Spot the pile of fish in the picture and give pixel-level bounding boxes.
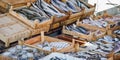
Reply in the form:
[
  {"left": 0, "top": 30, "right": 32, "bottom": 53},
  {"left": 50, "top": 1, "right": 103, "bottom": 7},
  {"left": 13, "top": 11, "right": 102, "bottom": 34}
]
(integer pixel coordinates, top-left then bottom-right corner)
[
  {"left": 51, "top": 0, "right": 79, "bottom": 13},
  {"left": 65, "top": 24, "right": 89, "bottom": 34},
  {"left": 13, "top": 0, "right": 90, "bottom": 23},
  {"left": 65, "top": 51, "right": 107, "bottom": 60},
  {"left": 2, "top": 45, "right": 47, "bottom": 60},
  {"left": 104, "top": 14, "right": 120, "bottom": 23},
  {"left": 32, "top": 0, "right": 89, "bottom": 17},
  {"left": 34, "top": 0, "right": 65, "bottom": 17},
  {"left": 40, "top": 52, "right": 81, "bottom": 60},
  {"left": 114, "top": 30, "right": 120, "bottom": 35},
  {"left": 14, "top": 7, "right": 49, "bottom": 22},
  {"left": 81, "top": 17, "right": 108, "bottom": 28},
  {"left": 98, "top": 35, "right": 119, "bottom": 43},
  {"left": 50, "top": 56, "right": 66, "bottom": 60},
  {"left": 112, "top": 41, "right": 120, "bottom": 53},
  {"left": 37, "top": 41, "right": 70, "bottom": 51},
  {"left": 65, "top": 24, "right": 103, "bottom": 36},
  {"left": 64, "top": 35, "right": 120, "bottom": 60},
  {"left": 81, "top": 16, "right": 120, "bottom": 28}
]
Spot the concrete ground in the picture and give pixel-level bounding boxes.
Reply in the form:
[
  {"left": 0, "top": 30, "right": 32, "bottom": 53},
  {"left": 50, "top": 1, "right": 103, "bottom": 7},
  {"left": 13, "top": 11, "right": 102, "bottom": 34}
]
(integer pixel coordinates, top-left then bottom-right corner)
[{"left": 88, "top": 0, "right": 120, "bottom": 14}]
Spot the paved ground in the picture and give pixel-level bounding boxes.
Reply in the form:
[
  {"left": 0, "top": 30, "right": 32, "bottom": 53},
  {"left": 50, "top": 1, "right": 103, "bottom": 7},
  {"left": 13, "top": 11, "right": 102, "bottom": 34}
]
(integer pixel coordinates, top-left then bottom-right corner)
[{"left": 88, "top": 0, "right": 120, "bottom": 13}]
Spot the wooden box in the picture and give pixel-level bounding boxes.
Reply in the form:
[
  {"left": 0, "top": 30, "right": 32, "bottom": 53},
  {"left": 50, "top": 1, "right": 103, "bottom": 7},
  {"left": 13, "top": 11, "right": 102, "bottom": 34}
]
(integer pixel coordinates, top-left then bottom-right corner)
[
  {"left": 107, "top": 26, "right": 120, "bottom": 37},
  {"left": 0, "top": 55, "right": 16, "bottom": 60},
  {"left": 24, "top": 32, "right": 75, "bottom": 53},
  {"left": 76, "top": 20, "right": 107, "bottom": 39},
  {"left": 62, "top": 26, "right": 96, "bottom": 41},
  {"left": 9, "top": 6, "right": 53, "bottom": 30},
  {"left": 0, "top": 0, "right": 36, "bottom": 13},
  {"left": 62, "top": 23, "right": 106, "bottom": 41},
  {"left": 80, "top": 0, "right": 96, "bottom": 19},
  {"left": 0, "top": 14, "right": 31, "bottom": 47}
]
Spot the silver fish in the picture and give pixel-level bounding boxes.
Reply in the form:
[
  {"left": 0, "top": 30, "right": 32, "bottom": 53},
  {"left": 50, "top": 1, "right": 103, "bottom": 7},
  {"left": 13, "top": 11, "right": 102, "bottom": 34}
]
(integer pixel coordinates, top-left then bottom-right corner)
[
  {"left": 113, "top": 41, "right": 120, "bottom": 53},
  {"left": 51, "top": 0, "right": 69, "bottom": 12},
  {"left": 66, "top": 1, "right": 78, "bottom": 13},
  {"left": 2, "top": 45, "right": 47, "bottom": 60},
  {"left": 31, "top": 3, "right": 49, "bottom": 18},
  {"left": 37, "top": 0, "right": 65, "bottom": 17}
]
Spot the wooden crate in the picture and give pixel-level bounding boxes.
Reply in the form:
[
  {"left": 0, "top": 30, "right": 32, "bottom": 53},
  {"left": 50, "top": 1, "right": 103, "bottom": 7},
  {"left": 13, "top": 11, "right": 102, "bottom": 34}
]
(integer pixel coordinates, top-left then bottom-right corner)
[
  {"left": 50, "top": 17, "right": 80, "bottom": 30},
  {"left": 0, "top": 14, "right": 31, "bottom": 47},
  {"left": 69, "top": 10, "right": 84, "bottom": 19},
  {"left": 80, "top": 0, "right": 96, "bottom": 19},
  {"left": 62, "top": 26, "right": 95, "bottom": 41},
  {"left": 62, "top": 22, "right": 106, "bottom": 41},
  {"left": 113, "top": 53, "right": 120, "bottom": 60},
  {"left": 76, "top": 20, "right": 107, "bottom": 39},
  {"left": 24, "top": 31, "right": 76, "bottom": 53},
  {"left": 107, "top": 26, "right": 120, "bottom": 37},
  {"left": 9, "top": 6, "right": 53, "bottom": 30},
  {"left": 52, "top": 15, "right": 69, "bottom": 24},
  {"left": 0, "top": 0, "right": 36, "bottom": 12},
  {"left": 0, "top": 55, "right": 16, "bottom": 60}
]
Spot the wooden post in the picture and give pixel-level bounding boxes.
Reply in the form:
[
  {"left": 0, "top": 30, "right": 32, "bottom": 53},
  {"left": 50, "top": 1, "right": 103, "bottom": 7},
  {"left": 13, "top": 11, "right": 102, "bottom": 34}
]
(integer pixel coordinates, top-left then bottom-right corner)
[
  {"left": 34, "top": 19, "right": 39, "bottom": 29},
  {"left": 75, "top": 43, "right": 80, "bottom": 52},
  {"left": 44, "top": 0, "right": 51, "bottom": 4},
  {"left": 90, "top": 32, "right": 97, "bottom": 41},
  {"left": 9, "top": 6, "right": 13, "bottom": 12},
  {"left": 107, "top": 51, "right": 114, "bottom": 60},
  {"left": 51, "top": 47, "right": 57, "bottom": 52},
  {"left": 61, "top": 0, "right": 66, "bottom": 2},
  {"left": 27, "top": 2, "right": 31, "bottom": 7},
  {"left": 18, "top": 38, "right": 24, "bottom": 45},
  {"left": 76, "top": 19, "right": 80, "bottom": 25},
  {"left": 72, "top": 39, "right": 75, "bottom": 46},
  {"left": 5, "top": 39, "right": 9, "bottom": 47},
  {"left": 41, "top": 31, "right": 45, "bottom": 43}
]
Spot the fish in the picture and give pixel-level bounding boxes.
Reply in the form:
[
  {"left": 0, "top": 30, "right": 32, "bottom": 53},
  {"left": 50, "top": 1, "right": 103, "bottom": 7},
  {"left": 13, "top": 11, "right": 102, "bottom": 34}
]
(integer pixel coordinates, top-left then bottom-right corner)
[
  {"left": 77, "top": 26, "right": 88, "bottom": 34},
  {"left": 76, "top": 0, "right": 82, "bottom": 8},
  {"left": 50, "top": 56, "right": 67, "bottom": 60},
  {"left": 15, "top": 7, "right": 50, "bottom": 22},
  {"left": 51, "top": 0, "right": 69, "bottom": 12},
  {"left": 2, "top": 45, "right": 47, "bottom": 60},
  {"left": 37, "top": 41, "right": 70, "bottom": 51},
  {"left": 66, "top": 24, "right": 89, "bottom": 34},
  {"left": 114, "top": 30, "right": 120, "bottom": 35},
  {"left": 31, "top": 3, "right": 48, "bottom": 17},
  {"left": 113, "top": 41, "right": 120, "bottom": 53},
  {"left": 66, "top": 1, "right": 78, "bottom": 11},
  {"left": 69, "top": 0, "right": 77, "bottom": 5},
  {"left": 21, "top": 8, "right": 42, "bottom": 17},
  {"left": 36, "top": 0, "right": 65, "bottom": 17}
]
